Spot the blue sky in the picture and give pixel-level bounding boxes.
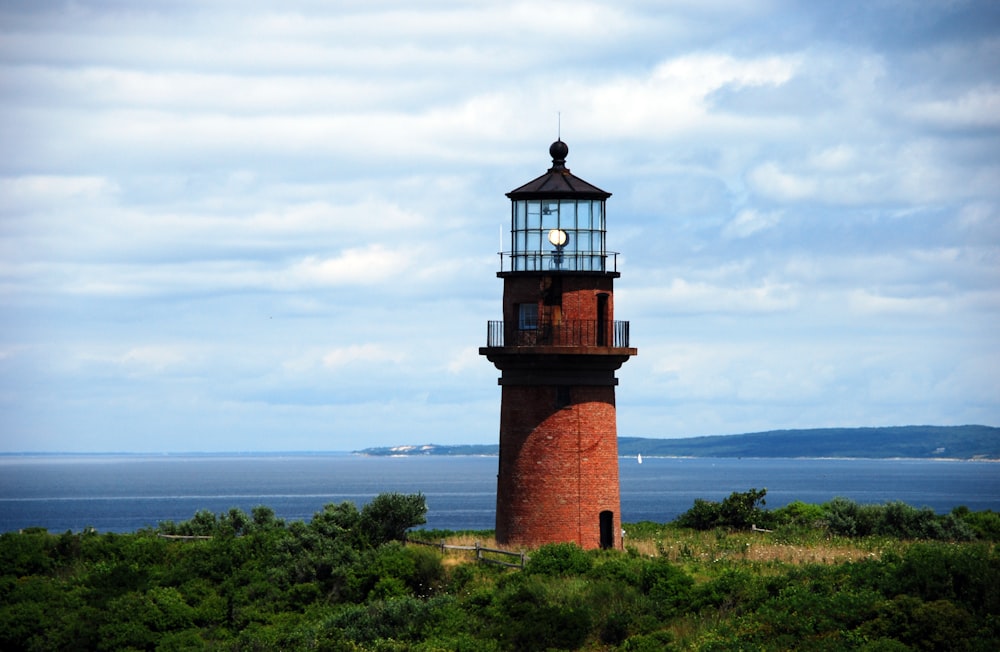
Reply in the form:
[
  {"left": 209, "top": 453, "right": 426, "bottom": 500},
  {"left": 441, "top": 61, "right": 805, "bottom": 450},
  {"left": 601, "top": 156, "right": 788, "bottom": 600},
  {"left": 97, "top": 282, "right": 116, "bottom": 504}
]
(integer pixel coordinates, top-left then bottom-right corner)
[{"left": 1, "top": 1, "right": 998, "bottom": 452}]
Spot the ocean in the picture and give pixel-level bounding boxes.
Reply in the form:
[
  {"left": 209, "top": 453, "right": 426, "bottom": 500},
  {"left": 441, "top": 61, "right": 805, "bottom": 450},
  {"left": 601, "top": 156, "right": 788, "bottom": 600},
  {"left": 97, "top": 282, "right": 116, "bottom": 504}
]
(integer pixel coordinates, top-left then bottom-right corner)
[{"left": 1, "top": 454, "right": 997, "bottom": 534}]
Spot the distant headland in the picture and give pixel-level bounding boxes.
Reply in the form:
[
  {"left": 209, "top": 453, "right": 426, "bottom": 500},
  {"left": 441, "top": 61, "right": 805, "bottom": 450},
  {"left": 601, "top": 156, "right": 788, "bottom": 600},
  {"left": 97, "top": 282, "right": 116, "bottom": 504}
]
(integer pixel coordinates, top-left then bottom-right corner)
[{"left": 355, "top": 425, "right": 1000, "bottom": 460}]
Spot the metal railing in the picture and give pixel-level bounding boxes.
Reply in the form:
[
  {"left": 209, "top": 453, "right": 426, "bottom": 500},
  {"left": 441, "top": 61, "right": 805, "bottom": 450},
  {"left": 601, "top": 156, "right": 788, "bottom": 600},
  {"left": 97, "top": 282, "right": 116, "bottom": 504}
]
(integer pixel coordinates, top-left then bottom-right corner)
[
  {"left": 498, "top": 250, "right": 619, "bottom": 273},
  {"left": 486, "top": 320, "right": 630, "bottom": 348}
]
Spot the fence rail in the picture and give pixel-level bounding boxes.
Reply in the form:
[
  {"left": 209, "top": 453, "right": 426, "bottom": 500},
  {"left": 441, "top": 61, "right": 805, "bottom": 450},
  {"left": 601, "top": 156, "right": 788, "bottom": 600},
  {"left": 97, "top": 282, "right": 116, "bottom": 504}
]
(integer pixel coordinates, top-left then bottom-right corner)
[
  {"left": 404, "top": 537, "right": 528, "bottom": 569},
  {"left": 486, "top": 319, "right": 630, "bottom": 348},
  {"left": 498, "top": 250, "right": 619, "bottom": 274}
]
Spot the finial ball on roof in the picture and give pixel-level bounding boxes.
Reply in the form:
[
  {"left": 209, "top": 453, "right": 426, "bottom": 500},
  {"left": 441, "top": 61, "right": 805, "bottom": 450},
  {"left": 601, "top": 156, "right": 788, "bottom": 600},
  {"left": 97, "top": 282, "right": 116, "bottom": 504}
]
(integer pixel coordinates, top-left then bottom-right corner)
[{"left": 549, "top": 140, "right": 569, "bottom": 161}]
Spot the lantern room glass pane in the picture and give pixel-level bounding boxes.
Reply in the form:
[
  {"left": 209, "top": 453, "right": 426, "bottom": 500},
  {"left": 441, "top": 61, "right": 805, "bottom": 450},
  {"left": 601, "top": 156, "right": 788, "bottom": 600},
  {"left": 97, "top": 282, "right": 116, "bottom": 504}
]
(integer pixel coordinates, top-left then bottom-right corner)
[{"left": 509, "top": 199, "right": 606, "bottom": 271}]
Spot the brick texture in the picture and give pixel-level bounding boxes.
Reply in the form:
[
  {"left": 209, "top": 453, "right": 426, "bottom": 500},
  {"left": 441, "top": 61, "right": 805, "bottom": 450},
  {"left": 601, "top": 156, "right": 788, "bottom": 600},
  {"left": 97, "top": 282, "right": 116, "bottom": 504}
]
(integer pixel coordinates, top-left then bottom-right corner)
[
  {"left": 484, "top": 270, "right": 633, "bottom": 550},
  {"left": 495, "top": 384, "right": 622, "bottom": 549}
]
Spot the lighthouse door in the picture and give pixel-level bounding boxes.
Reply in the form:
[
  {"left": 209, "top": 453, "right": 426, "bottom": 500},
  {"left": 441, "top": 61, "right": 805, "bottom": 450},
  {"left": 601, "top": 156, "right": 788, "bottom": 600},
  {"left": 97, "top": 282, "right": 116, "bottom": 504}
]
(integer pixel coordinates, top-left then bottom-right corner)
[
  {"left": 599, "top": 510, "right": 614, "bottom": 549},
  {"left": 596, "top": 293, "right": 609, "bottom": 346}
]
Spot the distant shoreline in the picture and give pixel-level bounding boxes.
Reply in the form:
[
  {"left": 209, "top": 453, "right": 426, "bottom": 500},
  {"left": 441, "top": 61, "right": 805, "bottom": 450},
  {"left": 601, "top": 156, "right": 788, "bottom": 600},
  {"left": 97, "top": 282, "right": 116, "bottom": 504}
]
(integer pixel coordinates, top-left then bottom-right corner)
[
  {"left": 1, "top": 453, "right": 997, "bottom": 462},
  {"left": 3, "top": 425, "right": 998, "bottom": 460},
  {"left": 355, "top": 425, "right": 1000, "bottom": 461}
]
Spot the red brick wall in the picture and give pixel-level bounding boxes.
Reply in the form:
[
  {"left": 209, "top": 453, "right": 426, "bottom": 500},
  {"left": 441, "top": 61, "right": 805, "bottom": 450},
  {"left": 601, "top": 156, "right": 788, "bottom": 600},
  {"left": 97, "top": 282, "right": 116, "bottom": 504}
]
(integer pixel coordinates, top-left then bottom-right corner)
[
  {"left": 496, "top": 384, "right": 622, "bottom": 549},
  {"left": 501, "top": 274, "right": 615, "bottom": 325}
]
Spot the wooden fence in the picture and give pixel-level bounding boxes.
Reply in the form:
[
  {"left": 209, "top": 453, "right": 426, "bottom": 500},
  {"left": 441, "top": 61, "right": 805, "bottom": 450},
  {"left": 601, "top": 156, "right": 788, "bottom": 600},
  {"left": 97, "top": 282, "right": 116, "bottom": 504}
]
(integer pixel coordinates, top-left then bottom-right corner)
[
  {"left": 156, "top": 532, "right": 529, "bottom": 569},
  {"left": 404, "top": 537, "right": 528, "bottom": 569}
]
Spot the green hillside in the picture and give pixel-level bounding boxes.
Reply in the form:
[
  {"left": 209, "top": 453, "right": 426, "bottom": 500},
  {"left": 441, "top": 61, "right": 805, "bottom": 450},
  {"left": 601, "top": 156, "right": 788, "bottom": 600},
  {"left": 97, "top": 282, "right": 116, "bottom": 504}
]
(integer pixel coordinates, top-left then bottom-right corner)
[
  {"left": 356, "top": 425, "right": 1000, "bottom": 459},
  {"left": 619, "top": 425, "right": 1000, "bottom": 459}
]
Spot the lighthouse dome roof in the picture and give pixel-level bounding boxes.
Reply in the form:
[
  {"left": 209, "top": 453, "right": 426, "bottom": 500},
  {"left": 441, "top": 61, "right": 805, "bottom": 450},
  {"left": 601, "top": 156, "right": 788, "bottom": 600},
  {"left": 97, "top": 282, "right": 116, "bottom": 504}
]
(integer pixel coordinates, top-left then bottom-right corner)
[{"left": 506, "top": 140, "right": 611, "bottom": 200}]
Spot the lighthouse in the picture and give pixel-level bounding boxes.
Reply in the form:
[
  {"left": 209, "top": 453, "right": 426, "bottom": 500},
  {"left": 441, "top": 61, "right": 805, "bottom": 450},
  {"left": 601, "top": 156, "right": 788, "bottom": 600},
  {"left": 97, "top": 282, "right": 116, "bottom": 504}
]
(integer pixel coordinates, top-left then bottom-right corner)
[{"left": 480, "top": 140, "right": 636, "bottom": 550}]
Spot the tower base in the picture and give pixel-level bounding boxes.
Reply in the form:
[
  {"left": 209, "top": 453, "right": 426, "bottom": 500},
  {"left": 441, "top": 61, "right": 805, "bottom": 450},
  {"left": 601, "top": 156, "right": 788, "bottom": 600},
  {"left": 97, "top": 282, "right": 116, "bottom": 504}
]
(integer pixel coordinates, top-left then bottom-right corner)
[{"left": 495, "top": 383, "right": 622, "bottom": 550}]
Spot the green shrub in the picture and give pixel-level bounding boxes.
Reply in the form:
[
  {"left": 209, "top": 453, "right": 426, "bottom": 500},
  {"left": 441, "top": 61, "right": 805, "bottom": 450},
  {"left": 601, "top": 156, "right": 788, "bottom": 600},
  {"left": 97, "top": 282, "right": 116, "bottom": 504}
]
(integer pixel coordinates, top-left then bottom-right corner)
[
  {"left": 525, "top": 542, "right": 593, "bottom": 576},
  {"left": 310, "top": 501, "right": 362, "bottom": 541},
  {"left": 882, "top": 542, "right": 1000, "bottom": 616},
  {"left": 953, "top": 506, "right": 1000, "bottom": 541},
  {"left": 360, "top": 493, "right": 428, "bottom": 545},
  {"left": 493, "top": 576, "right": 593, "bottom": 651},
  {"left": 622, "top": 630, "right": 675, "bottom": 651},
  {"left": 772, "top": 500, "right": 825, "bottom": 528},
  {"left": 859, "top": 595, "right": 983, "bottom": 651},
  {"left": 693, "top": 568, "right": 778, "bottom": 615},
  {"left": 640, "top": 559, "right": 694, "bottom": 619},
  {"left": 587, "top": 554, "right": 644, "bottom": 586},
  {"left": 407, "top": 545, "right": 446, "bottom": 597},
  {"left": 675, "top": 488, "right": 771, "bottom": 531},
  {"left": 825, "top": 497, "right": 877, "bottom": 536},
  {"left": 323, "top": 595, "right": 456, "bottom": 645},
  {"left": 823, "top": 499, "right": 978, "bottom": 541}
]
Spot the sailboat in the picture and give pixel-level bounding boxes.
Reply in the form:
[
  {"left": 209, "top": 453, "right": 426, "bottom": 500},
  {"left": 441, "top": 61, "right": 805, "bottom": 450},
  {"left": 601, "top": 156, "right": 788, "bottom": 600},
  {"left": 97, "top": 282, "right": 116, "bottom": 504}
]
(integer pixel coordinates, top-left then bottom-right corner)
[{"left": 637, "top": 453, "right": 643, "bottom": 464}]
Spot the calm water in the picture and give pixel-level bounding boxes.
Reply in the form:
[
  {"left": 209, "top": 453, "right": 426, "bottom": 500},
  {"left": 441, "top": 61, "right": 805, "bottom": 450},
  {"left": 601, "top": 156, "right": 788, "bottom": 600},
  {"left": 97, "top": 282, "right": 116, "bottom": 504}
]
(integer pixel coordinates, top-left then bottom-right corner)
[{"left": 1, "top": 454, "right": 997, "bottom": 533}]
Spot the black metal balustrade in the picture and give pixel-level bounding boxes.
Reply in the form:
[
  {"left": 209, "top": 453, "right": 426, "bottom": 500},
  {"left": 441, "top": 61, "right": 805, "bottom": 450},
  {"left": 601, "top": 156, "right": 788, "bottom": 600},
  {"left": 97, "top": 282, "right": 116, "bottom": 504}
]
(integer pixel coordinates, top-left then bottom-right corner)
[
  {"left": 486, "top": 320, "right": 630, "bottom": 348},
  {"left": 498, "top": 251, "right": 620, "bottom": 273}
]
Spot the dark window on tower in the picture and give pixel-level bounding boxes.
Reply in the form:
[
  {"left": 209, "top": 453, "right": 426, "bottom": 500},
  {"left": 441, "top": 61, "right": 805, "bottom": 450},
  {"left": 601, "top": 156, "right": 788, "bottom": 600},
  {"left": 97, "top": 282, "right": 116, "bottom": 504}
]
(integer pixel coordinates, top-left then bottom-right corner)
[
  {"left": 556, "top": 386, "right": 571, "bottom": 409},
  {"left": 518, "top": 303, "right": 538, "bottom": 330}
]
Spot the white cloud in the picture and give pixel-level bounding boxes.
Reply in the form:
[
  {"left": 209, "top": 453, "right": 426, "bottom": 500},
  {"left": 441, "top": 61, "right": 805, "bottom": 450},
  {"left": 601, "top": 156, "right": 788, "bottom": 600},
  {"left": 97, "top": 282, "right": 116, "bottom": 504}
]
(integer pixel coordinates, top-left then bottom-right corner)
[
  {"left": 907, "top": 85, "right": 1000, "bottom": 128},
  {"left": 722, "top": 208, "right": 783, "bottom": 239},
  {"left": 808, "top": 145, "right": 855, "bottom": 170},
  {"left": 321, "top": 344, "right": 404, "bottom": 369},
  {"left": 747, "top": 162, "right": 818, "bottom": 201},
  {"left": 446, "top": 346, "right": 481, "bottom": 374},
  {"left": 848, "top": 289, "right": 954, "bottom": 316},
  {"left": 285, "top": 246, "right": 409, "bottom": 287},
  {"left": 0, "top": 175, "right": 118, "bottom": 205},
  {"left": 629, "top": 277, "right": 799, "bottom": 315},
  {"left": 567, "top": 53, "right": 800, "bottom": 137},
  {"left": 2, "top": 0, "right": 999, "bottom": 451}
]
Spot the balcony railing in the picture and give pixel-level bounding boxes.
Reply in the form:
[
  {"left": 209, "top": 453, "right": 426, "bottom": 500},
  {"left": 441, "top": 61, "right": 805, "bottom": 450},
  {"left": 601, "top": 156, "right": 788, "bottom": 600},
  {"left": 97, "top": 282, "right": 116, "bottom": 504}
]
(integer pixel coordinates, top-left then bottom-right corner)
[
  {"left": 486, "top": 320, "right": 631, "bottom": 348},
  {"left": 498, "top": 250, "right": 620, "bottom": 273}
]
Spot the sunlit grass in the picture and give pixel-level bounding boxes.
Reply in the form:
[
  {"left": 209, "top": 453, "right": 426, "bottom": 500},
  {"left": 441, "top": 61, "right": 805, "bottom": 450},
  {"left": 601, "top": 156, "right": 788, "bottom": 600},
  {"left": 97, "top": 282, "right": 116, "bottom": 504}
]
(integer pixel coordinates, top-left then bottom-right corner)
[
  {"left": 412, "top": 523, "right": 914, "bottom": 571},
  {"left": 624, "top": 527, "right": 903, "bottom": 568}
]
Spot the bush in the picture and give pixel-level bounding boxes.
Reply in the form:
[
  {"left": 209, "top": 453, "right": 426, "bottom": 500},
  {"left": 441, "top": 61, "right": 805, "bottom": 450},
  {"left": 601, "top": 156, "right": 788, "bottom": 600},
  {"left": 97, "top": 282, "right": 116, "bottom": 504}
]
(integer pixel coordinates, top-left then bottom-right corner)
[
  {"left": 310, "top": 501, "right": 361, "bottom": 541},
  {"left": 360, "top": 493, "right": 428, "bottom": 545},
  {"left": 824, "top": 497, "right": 879, "bottom": 537},
  {"left": 882, "top": 542, "right": 1000, "bottom": 616},
  {"left": 493, "top": 576, "right": 594, "bottom": 651},
  {"left": 359, "top": 542, "right": 444, "bottom": 599},
  {"left": 675, "top": 488, "right": 771, "bottom": 531},
  {"left": 859, "top": 595, "right": 980, "bottom": 651},
  {"left": 622, "top": 630, "right": 675, "bottom": 651},
  {"left": 693, "top": 568, "right": 777, "bottom": 615},
  {"left": 953, "top": 506, "right": 1000, "bottom": 541},
  {"left": 321, "top": 594, "right": 456, "bottom": 645},
  {"left": 525, "top": 542, "right": 593, "bottom": 576},
  {"left": 587, "top": 555, "right": 644, "bottom": 587},
  {"left": 824, "top": 498, "right": 977, "bottom": 540},
  {"left": 772, "top": 500, "right": 825, "bottom": 528},
  {"left": 639, "top": 559, "right": 694, "bottom": 621}
]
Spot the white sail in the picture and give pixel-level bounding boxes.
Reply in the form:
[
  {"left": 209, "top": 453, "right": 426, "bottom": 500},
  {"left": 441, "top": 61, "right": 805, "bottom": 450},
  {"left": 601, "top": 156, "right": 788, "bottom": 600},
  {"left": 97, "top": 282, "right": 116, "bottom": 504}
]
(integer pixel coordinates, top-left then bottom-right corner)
[{"left": 637, "top": 453, "right": 643, "bottom": 464}]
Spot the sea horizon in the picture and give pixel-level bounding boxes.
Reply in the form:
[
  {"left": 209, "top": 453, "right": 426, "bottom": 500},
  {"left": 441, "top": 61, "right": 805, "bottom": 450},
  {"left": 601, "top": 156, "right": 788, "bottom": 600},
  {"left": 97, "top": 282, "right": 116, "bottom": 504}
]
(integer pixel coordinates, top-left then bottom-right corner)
[
  {"left": 3, "top": 454, "right": 998, "bottom": 534},
  {"left": 2, "top": 451, "right": 999, "bottom": 462}
]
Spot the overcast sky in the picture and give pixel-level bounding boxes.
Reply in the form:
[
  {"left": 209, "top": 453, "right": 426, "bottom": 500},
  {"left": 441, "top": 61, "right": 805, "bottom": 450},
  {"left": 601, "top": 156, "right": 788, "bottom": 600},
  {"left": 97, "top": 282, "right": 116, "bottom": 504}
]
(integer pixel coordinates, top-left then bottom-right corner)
[{"left": 2, "top": 1, "right": 998, "bottom": 453}]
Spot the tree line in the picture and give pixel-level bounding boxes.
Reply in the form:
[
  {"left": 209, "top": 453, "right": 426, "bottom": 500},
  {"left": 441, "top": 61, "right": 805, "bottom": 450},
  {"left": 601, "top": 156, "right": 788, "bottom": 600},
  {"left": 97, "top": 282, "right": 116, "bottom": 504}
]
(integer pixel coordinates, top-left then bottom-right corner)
[{"left": 1, "top": 490, "right": 998, "bottom": 650}]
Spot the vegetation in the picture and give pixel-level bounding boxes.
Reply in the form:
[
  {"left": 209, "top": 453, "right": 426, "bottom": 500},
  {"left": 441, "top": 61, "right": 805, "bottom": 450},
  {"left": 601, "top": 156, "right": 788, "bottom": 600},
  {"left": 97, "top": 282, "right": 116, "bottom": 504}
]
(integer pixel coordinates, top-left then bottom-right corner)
[
  {"left": 619, "top": 425, "right": 1000, "bottom": 459},
  {"left": 2, "top": 490, "right": 998, "bottom": 650}
]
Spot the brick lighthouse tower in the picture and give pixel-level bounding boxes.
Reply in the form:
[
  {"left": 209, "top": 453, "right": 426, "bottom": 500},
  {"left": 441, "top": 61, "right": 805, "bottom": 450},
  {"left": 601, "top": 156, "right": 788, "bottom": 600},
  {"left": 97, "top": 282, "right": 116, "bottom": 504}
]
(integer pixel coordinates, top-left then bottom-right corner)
[{"left": 480, "top": 140, "right": 636, "bottom": 550}]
